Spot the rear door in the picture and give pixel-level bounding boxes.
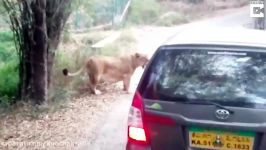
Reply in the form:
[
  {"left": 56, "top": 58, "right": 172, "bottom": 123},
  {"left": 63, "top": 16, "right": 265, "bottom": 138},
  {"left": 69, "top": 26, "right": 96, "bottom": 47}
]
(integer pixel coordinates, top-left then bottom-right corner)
[{"left": 138, "top": 45, "right": 266, "bottom": 150}]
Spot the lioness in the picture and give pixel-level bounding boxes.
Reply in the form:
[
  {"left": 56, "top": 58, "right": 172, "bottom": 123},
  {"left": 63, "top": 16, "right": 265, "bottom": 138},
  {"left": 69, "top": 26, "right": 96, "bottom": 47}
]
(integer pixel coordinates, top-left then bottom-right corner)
[{"left": 62, "top": 52, "right": 149, "bottom": 95}]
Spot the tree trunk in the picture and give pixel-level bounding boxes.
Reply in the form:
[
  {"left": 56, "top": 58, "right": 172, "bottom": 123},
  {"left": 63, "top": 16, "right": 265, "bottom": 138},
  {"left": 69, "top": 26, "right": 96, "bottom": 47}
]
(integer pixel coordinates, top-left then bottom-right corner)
[
  {"left": 46, "top": 0, "right": 72, "bottom": 87},
  {"left": 4, "top": 0, "right": 72, "bottom": 105},
  {"left": 31, "top": 0, "right": 48, "bottom": 104},
  {"left": 20, "top": 2, "right": 35, "bottom": 100}
]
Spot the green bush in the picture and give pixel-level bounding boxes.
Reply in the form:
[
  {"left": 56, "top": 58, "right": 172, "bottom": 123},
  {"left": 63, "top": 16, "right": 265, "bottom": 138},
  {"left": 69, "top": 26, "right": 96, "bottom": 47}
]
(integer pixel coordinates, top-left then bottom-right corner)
[
  {"left": 0, "top": 31, "right": 19, "bottom": 105},
  {"left": 0, "top": 31, "right": 13, "bottom": 42},
  {"left": 128, "top": 0, "right": 161, "bottom": 24},
  {"left": 0, "top": 32, "right": 16, "bottom": 62},
  {"left": 0, "top": 60, "right": 18, "bottom": 105}
]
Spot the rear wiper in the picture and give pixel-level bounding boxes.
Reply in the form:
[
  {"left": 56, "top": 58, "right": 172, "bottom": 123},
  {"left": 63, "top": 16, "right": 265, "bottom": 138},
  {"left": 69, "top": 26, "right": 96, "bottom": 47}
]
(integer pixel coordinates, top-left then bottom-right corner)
[
  {"left": 157, "top": 92, "right": 235, "bottom": 114},
  {"left": 184, "top": 100, "right": 234, "bottom": 114}
]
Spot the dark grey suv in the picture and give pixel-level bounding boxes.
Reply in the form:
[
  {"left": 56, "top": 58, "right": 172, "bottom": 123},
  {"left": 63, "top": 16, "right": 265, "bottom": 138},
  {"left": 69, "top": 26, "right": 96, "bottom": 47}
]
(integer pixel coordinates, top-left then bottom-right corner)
[{"left": 126, "top": 28, "right": 266, "bottom": 150}]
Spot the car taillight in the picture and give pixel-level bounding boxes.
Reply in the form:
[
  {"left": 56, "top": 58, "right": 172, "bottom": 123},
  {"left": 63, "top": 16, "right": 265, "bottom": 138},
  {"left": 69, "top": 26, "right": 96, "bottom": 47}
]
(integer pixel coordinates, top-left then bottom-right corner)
[
  {"left": 128, "top": 126, "right": 146, "bottom": 141},
  {"left": 127, "top": 91, "right": 149, "bottom": 144}
]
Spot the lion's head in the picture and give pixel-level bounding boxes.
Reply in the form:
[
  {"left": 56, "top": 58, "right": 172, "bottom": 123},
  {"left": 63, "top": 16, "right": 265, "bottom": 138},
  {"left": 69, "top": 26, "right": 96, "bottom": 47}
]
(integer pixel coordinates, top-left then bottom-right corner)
[{"left": 133, "top": 52, "right": 149, "bottom": 68}]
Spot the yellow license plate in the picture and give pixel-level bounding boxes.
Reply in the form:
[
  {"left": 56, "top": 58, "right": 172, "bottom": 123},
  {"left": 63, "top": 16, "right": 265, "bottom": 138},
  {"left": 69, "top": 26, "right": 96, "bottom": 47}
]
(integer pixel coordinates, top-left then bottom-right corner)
[{"left": 189, "top": 127, "right": 255, "bottom": 150}]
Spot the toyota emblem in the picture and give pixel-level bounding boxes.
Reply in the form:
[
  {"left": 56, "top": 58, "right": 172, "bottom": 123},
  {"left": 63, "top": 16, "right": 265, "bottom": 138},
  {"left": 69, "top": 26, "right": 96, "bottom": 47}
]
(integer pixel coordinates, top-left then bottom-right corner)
[{"left": 215, "top": 109, "right": 230, "bottom": 120}]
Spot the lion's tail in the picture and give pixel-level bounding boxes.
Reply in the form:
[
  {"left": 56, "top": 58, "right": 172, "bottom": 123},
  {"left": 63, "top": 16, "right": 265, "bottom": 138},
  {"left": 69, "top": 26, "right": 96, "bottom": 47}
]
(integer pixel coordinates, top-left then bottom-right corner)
[{"left": 62, "top": 66, "right": 85, "bottom": 77}]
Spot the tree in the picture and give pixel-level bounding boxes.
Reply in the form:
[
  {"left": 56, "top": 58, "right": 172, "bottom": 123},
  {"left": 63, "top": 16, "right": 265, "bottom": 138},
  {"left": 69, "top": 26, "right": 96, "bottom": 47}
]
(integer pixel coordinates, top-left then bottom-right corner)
[{"left": 3, "top": 0, "right": 72, "bottom": 104}]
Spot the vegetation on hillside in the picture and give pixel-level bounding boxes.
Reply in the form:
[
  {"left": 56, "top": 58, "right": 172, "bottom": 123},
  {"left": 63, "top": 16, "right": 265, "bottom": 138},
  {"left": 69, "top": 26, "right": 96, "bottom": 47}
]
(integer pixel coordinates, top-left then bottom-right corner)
[
  {"left": 128, "top": 0, "right": 161, "bottom": 24},
  {"left": 127, "top": 0, "right": 249, "bottom": 26}
]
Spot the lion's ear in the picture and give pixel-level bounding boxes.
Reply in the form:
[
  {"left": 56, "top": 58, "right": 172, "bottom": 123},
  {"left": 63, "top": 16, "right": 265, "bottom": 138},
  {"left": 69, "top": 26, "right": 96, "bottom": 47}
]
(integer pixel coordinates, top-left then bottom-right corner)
[{"left": 135, "top": 52, "right": 140, "bottom": 58}]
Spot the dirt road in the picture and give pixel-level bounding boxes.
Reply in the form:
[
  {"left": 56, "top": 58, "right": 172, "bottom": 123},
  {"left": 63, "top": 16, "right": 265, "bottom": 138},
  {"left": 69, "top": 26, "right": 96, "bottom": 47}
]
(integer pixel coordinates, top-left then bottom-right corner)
[{"left": 86, "top": 6, "right": 251, "bottom": 150}]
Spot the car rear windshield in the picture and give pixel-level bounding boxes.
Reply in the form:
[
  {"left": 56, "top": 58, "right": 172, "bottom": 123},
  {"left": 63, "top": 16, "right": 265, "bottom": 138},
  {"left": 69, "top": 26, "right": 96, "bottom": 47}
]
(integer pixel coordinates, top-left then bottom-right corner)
[{"left": 141, "top": 47, "right": 266, "bottom": 108}]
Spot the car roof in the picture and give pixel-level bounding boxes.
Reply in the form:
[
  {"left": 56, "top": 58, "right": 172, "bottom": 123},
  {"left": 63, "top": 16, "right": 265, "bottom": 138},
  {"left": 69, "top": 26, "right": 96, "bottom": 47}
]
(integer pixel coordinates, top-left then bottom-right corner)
[{"left": 164, "top": 27, "right": 266, "bottom": 48}]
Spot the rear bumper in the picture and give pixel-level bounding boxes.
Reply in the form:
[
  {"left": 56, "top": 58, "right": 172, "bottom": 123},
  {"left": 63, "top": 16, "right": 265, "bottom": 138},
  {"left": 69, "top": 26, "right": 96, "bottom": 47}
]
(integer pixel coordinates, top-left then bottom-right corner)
[{"left": 126, "top": 142, "right": 151, "bottom": 150}]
